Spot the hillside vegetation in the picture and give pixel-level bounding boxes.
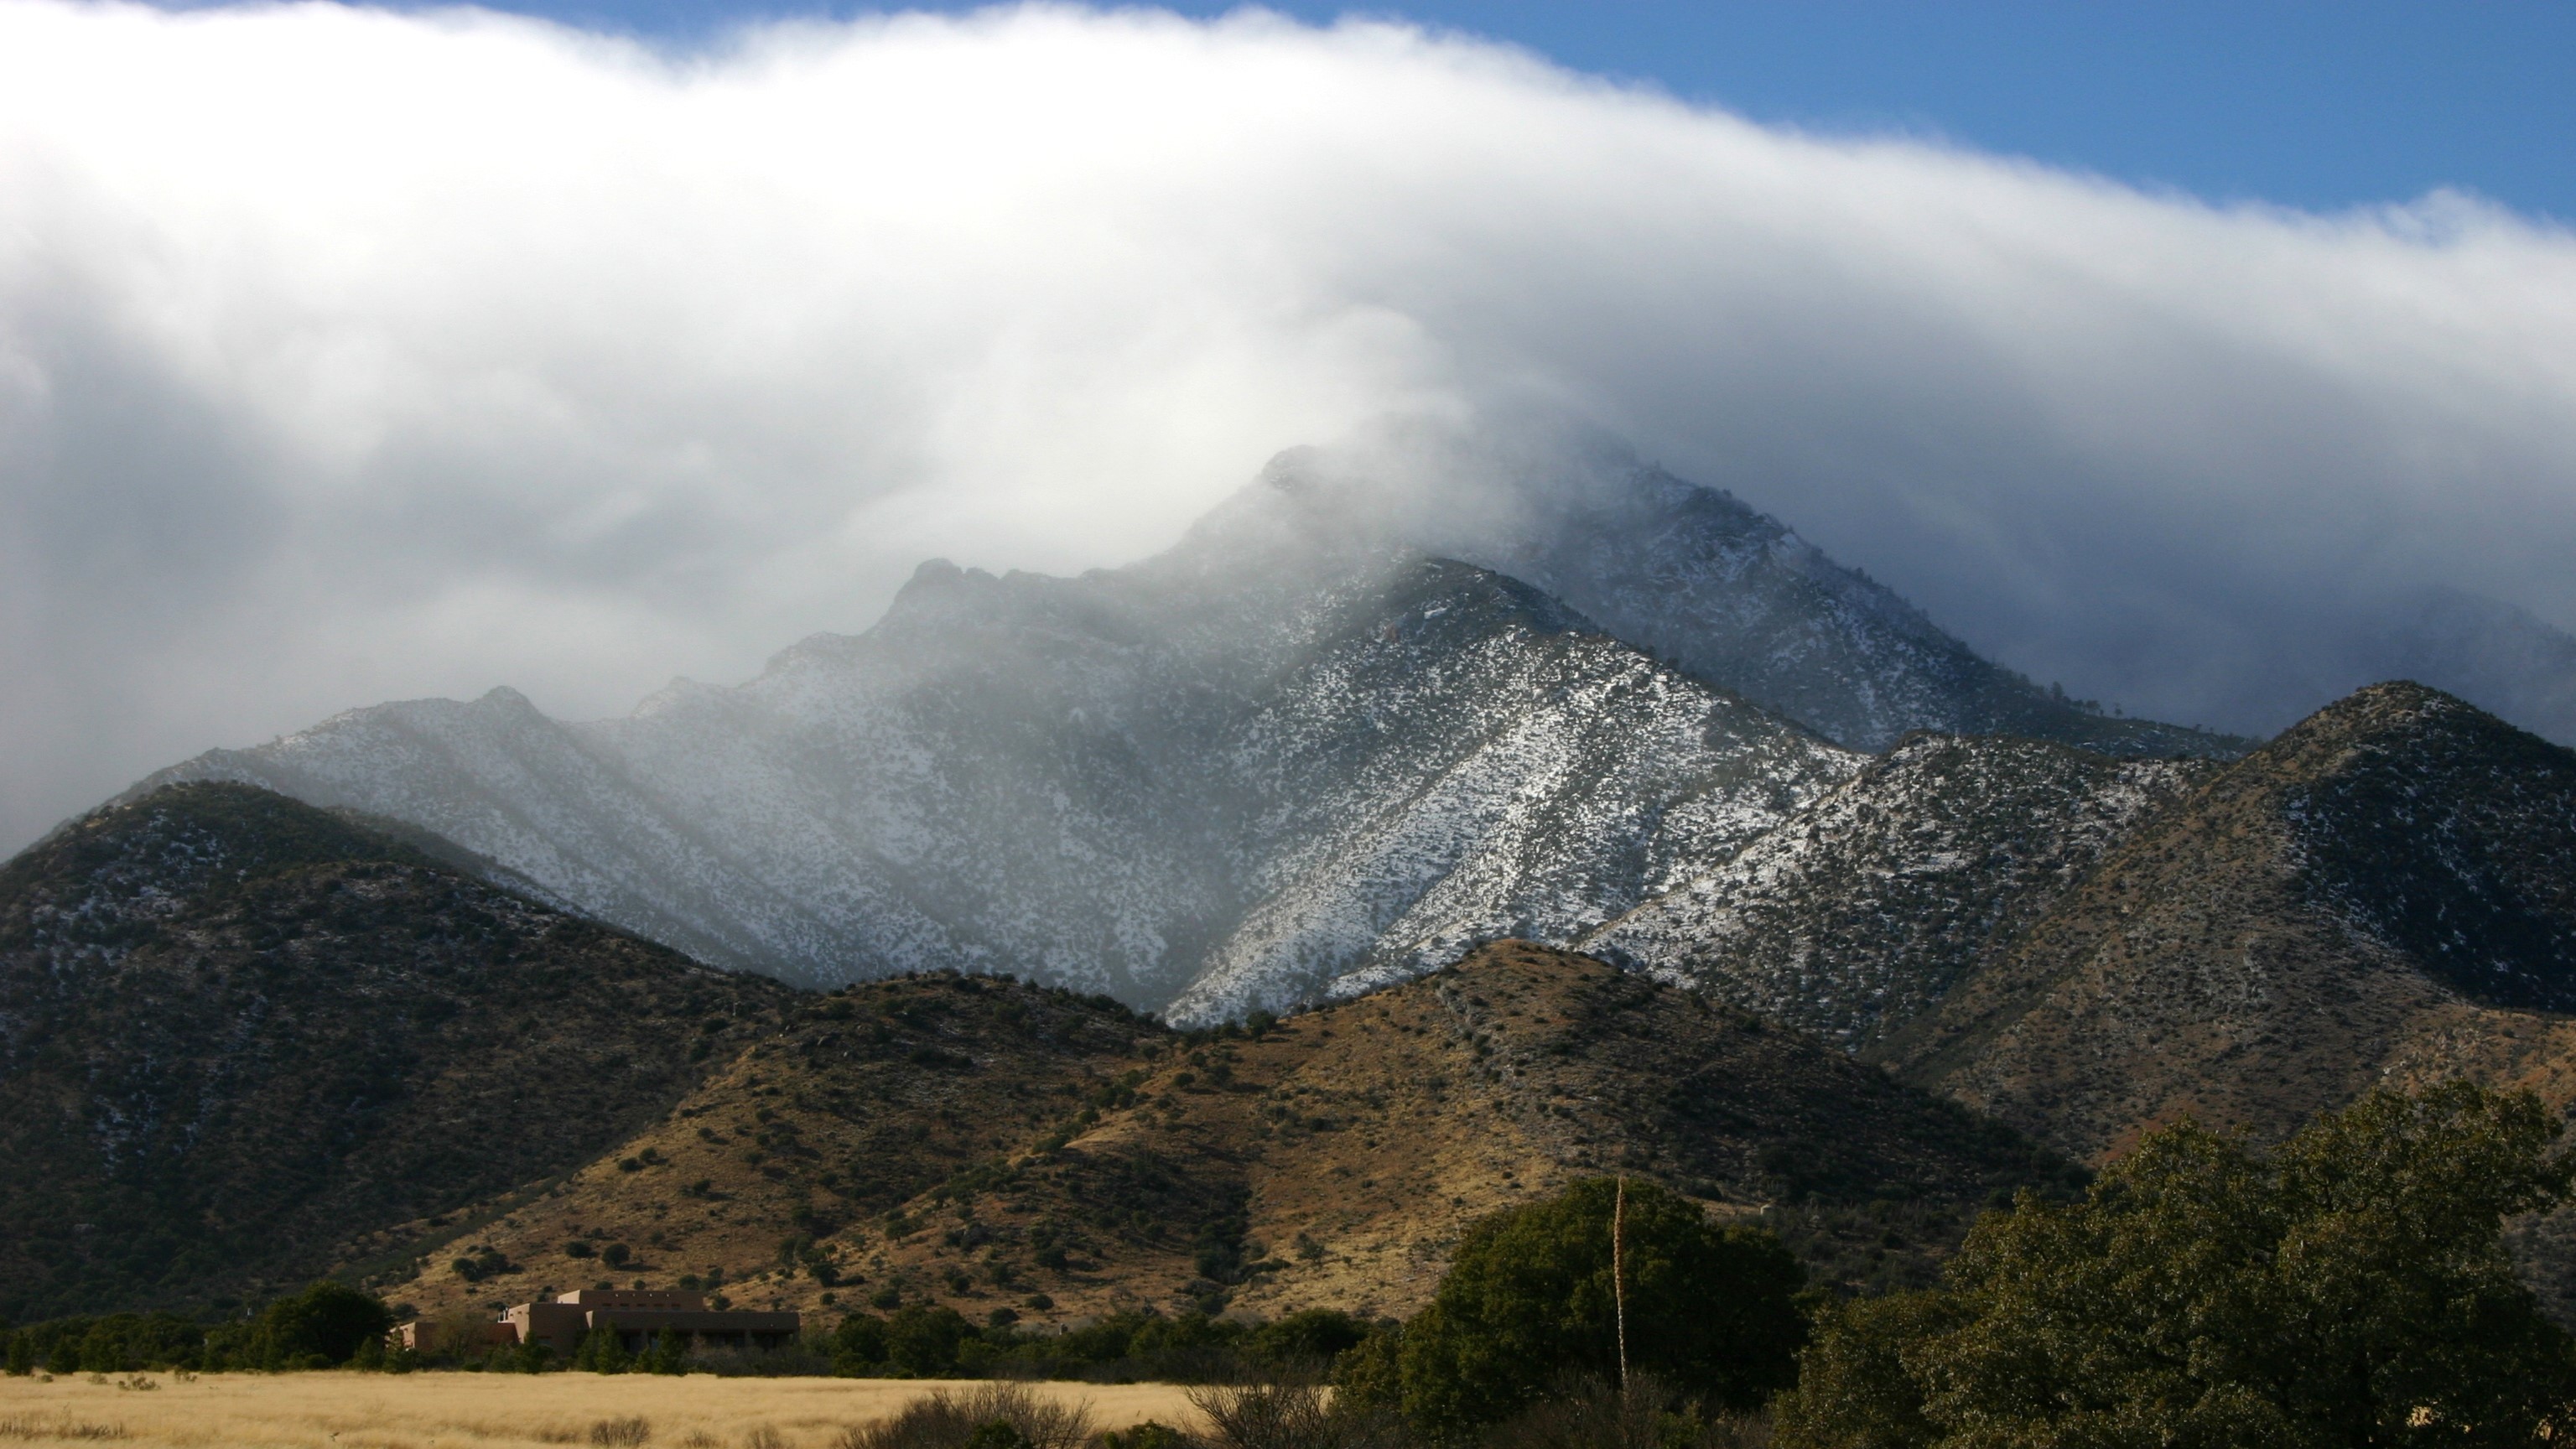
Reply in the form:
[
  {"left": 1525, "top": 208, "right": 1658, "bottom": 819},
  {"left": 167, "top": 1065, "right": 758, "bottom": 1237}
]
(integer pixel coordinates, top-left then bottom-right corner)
[
  {"left": 395, "top": 943, "right": 2075, "bottom": 1330},
  {"left": 0, "top": 784, "right": 793, "bottom": 1322},
  {"left": 19, "top": 679, "right": 2576, "bottom": 1348},
  {"left": 1888, "top": 683, "right": 2576, "bottom": 1160}
]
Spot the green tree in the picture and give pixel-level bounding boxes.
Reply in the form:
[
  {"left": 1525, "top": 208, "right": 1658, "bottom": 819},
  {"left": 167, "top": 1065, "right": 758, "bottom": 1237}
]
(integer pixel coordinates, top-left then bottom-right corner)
[
  {"left": 834, "top": 1312, "right": 890, "bottom": 1376},
  {"left": 884, "top": 1305, "right": 975, "bottom": 1377},
  {"left": 1390, "top": 1177, "right": 1805, "bottom": 1438},
  {"left": 1776, "top": 1083, "right": 2576, "bottom": 1448},
  {"left": 643, "top": 1327, "right": 689, "bottom": 1375},
  {"left": 79, "top": 1321, "right": 124, "bottom": 1374},
  {"left": 575, "top": 1320, "right": 631, "bottom": 1374},
  {"left": 250, "top": 1281, "right": 395, "bottom": 1368},
  {"left": 1247, "top": 1308, "right": 1371, "bottom": 1373}
]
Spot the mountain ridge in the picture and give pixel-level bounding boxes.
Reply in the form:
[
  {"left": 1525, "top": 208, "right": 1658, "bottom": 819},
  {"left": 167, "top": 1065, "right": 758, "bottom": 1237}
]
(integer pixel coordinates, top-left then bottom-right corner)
[
  {"left": 141, "top": 521, "right": 1865, "bottom": 1016},
  {"left": 1881, "top": 683, "right": 2576, "bottom": 1161},
  {"left": 0, "top": 782, "right": 796, "bottom": 1322},
  {"left": 127, "top": 439, "right": 2241, "bottom": 1015}
]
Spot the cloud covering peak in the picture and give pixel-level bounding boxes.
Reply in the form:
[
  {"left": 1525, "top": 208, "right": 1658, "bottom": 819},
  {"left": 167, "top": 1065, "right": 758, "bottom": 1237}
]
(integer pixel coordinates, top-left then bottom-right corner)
[{"left": 4, "top": 0, "right": 2574, "bottom": 853}]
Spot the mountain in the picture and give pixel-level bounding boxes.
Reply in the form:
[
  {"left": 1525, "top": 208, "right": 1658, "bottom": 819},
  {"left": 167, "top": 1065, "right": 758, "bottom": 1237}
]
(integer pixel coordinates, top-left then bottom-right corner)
[
  {"left": 1270, "top": 424, "right": 2248, "bottom": 757},
  {"left": 340, "top": 963, "right": 1161, "bottom": 1323},
  {"left": 139, "top": 469, "right": 1863, "bottom": 1017},
  {"left": 130, "top": 435, "right": 2243, "bottom": 1016},
  {"left": 2, "top": 802, "right": 2078, "bottom": 1323},
  {"left": 2356, "top": 587, "right": 2576, "bottom": 749},
  {"left": 1880, "top": 683, "right": 2576, "bottom": 1163},
  {"left": 0, "top": 783, "right": 795, "bottom": 1322},
  {"left": 382, "top": 943, "right": 2079, "bottom": 1329},
  {"left": 1581, "top": 735, "right": 2218, "bottom": 1048}
]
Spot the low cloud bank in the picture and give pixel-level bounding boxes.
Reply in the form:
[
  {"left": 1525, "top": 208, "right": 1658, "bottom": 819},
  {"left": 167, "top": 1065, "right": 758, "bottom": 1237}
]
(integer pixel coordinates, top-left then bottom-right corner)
[{"left": 5, "top": 0, "right": 2574, "bottom": 851}]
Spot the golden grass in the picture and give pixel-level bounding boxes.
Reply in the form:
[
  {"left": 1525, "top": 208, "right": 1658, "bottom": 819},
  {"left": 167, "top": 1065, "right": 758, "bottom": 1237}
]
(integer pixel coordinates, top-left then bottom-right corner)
[{"left": 0, "top": 1374, "right": 1206, "bottom": 1449}]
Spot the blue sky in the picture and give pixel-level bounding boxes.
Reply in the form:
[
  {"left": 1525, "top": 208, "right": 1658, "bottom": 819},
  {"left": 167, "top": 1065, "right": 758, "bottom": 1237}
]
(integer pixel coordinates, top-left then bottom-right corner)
[{"left": 411, "top": 0, "right": 2576, "bottom": 221}]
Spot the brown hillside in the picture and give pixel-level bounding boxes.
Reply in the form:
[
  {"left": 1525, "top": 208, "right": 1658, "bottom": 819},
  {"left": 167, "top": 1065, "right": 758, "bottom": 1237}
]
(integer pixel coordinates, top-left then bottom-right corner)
[
  {"left": 1883, "top": 682, "right": 2576, "bottom": 1163},
  {"left": 0, "top": 784, "right": 797, "bottom": 1322},
  {"left": 393, "top": 943, "right": 2073, "bottom": 1328},
  {"left": 371, "top": 971, "right": 1161, "bottom": 1320}
]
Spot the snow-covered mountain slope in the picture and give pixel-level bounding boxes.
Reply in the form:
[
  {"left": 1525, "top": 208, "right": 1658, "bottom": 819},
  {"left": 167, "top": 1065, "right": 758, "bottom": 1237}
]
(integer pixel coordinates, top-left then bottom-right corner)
[
  {"left": 1263, "top": 425, "right": 2250, "bottom": 757},
  {"left": 140, "top": 481, "right": 1858, "bottom": 1015},
  {"left": 1581, "top": 735, "right": 2214, "bottom": 1047}
]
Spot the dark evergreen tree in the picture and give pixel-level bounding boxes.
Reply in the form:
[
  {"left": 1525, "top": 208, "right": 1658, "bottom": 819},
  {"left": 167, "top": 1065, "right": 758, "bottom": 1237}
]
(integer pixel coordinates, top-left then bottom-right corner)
[
  {"left": 834, "top": 1312, "right": 889, "bottom": 1376},
  {"left": 575, "top": 1320, "right": 631, "bottom": 1374}
]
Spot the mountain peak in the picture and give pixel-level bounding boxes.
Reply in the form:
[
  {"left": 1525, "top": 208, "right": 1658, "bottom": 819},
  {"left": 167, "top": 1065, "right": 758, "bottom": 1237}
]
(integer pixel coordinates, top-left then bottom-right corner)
[{"left": 105, "top": 429, "right": 2236, "bottom": 1013}]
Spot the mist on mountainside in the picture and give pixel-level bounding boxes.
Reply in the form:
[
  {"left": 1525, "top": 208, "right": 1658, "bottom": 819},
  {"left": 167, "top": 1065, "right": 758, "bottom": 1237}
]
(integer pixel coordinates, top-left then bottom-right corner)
[{"left": 136, "top": 444, "right": 1872, "bottom": 1014}]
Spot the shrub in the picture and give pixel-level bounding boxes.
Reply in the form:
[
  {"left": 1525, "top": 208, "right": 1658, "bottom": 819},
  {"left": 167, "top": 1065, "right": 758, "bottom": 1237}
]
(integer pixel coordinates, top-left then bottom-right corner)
[
  {"left": 832, "top": 1384, "right": 1094, "bottom": 1449},
  {"left": 1097, "top": 1423, "right": 1197, "bottom": 1449},
  {"left": 1187, "top": 1382, "right": 1395, "bottom": 1449},
  {"left": 1244, "top": 1311, "right": 1370, "bottom": 1374},
  {"left": 834, "top": 1313, "right": 890, "bottom": 1376},
  {"left": 1482, "top": 1375, "right": 1769, "bottom": 1449}
]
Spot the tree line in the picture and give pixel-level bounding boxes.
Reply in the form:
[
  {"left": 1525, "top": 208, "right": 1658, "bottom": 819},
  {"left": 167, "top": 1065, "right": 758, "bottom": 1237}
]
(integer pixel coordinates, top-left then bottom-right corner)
[
  {"left": 1, "top": 1280, "right": 392, "bottom": 1374},
  {"left": 1317, "top": 1082, "right": 2576, "bottom": 1446}
]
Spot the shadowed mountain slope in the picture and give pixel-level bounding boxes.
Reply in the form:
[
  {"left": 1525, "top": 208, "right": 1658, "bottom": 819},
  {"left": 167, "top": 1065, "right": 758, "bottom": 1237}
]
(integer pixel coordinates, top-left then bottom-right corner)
[
  {"left": 0, "top": 783, "right": 795, "bottom": 1322},
  {"left": 1883, "top": 683, "right": 2576, "bottom": 1163},
  {"left": 387, "top": 944, "right": 2075, "bottom": 1330}
]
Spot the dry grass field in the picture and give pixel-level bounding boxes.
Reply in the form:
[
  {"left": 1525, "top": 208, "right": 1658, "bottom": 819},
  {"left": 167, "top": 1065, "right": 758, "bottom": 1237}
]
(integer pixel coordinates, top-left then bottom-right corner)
[{"left": 0, "top": 1373, "right": 1205, "bottom": 1449}]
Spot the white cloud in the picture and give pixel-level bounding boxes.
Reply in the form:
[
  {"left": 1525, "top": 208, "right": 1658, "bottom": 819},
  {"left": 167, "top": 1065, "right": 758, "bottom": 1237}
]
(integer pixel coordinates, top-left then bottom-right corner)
[{"left": 4, "top": 0, "right": 2574, "bottom": 851}]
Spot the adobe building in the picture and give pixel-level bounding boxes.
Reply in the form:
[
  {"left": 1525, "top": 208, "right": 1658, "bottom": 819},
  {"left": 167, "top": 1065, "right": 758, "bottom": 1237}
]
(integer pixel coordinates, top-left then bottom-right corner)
[
  {"left": 394, "top": 1319, "right": 516, "bottom": 1353},
  {"left": 402, "top": 1289, "right": 800, "bottom": 1357}
]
